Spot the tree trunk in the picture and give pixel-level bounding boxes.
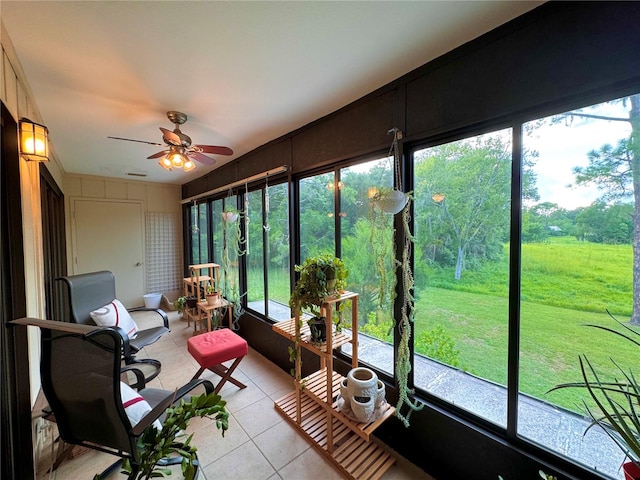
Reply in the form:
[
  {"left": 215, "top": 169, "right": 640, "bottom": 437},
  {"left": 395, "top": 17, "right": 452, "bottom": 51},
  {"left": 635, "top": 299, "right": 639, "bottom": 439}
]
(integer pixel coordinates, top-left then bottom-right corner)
[
  {"left": 455, "top": 245, "right": 464, "bottom": 280},
  {"left": 630, "top": 95, "right": 640, "bottom": 324}
]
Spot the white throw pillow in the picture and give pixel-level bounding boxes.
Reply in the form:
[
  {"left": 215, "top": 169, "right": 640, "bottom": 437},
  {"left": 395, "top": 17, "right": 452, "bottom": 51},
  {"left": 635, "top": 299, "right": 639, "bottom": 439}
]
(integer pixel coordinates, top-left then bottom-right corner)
[
  {"left": 90, "top": 300, "right": 139, "bottom": 338},
  {"left": 120, "top": 382, "right": 162, "bottom": 431}
]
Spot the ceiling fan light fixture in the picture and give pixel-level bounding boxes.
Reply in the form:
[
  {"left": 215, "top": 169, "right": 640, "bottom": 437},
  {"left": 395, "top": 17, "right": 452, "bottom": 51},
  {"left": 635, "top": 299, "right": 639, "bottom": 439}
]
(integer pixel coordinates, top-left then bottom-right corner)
[
  {"left": 168, "top": 151, "right": 185, "bottom": 168},
  {"left": 183, "top": 159, "right": 196, "bottom": 172},
  {"left": 159, "top": 157, "right": 173, "bottom": 171}
]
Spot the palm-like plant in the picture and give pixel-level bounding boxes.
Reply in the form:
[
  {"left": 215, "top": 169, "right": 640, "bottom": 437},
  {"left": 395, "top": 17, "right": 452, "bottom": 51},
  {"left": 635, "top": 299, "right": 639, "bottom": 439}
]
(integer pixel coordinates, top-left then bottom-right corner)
[{"left": 549, "top": 313, "right": 640, "bottom": 469}]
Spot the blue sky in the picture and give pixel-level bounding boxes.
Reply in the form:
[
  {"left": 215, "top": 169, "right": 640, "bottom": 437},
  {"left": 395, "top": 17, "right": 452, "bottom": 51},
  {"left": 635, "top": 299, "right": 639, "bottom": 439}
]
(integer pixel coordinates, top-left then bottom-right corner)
[{"left": 525, "top": 99, "right": 632, "bottom": 210}]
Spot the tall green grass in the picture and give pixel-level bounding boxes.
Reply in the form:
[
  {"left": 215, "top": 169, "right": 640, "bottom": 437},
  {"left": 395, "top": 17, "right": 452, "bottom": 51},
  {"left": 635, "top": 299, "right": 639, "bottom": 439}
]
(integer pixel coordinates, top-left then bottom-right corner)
[
  {"left": 427, "top": 236, "right": 633, "bottom": 316},
  {"left": 415, "top": 236, "right": 636, "bottom": 412}
]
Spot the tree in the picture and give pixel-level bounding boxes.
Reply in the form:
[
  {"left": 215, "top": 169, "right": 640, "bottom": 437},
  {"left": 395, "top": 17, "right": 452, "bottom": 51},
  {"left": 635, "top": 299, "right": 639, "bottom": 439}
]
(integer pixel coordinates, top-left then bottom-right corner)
[
  {"left": 569, "top": 94, "right": 640, "bottom": 323},
  {"left": 414, "top": 133, "right": 513, "bottom": 280},
  {"left": 575, "top": 201, "right": 633, "bottom": 244}
]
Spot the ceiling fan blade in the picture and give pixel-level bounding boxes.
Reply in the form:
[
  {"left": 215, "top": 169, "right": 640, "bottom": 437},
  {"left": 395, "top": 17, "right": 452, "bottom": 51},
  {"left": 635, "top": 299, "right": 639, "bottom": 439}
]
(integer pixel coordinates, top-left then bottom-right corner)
[
  {"left": 108, "top": 136, "right": 163, "bottom": 146},
  {"left": 188, "top": 151, "right": 216, "bottom": 166},
  {"left": 147, "top": 150, "right": 169, "bottom": 159},
  {"left": 159, "top": 127, "right": 182, "bottom": 146},
  {"left": 196, "top": 145, "right": 233, "bottom": 156}
]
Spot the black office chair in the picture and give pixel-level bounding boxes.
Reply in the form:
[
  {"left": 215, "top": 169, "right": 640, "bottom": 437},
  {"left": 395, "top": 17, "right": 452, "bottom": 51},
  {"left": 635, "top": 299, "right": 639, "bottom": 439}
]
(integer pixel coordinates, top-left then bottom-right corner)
[
  {"left": 56, "top": 271, "right": 170, "bottom": 380},
  {"left": 11, "top": 318, "right": 224, "bottom": 479}
]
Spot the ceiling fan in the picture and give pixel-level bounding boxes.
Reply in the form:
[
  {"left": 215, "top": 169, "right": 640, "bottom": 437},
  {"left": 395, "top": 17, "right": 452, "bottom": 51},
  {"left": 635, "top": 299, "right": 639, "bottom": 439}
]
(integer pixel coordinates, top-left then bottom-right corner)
[{"left": 108, "top": 111, "right": 233, "bottom": 171}]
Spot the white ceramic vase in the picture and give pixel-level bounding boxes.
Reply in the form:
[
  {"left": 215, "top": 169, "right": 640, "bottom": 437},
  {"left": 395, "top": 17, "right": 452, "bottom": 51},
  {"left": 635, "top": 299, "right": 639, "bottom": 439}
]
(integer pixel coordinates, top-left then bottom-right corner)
[
  {"left": 375, "top": 379, "right": 386, "bottom": 408},
  {"left": 351, "top": 394, "right": 375, "bottom": 423},
  {"left": 340, "top": 377, "right": 350, "bottom": 410},
  {"left": 346, "top": 367, "right": 378, "bottom": 400}
]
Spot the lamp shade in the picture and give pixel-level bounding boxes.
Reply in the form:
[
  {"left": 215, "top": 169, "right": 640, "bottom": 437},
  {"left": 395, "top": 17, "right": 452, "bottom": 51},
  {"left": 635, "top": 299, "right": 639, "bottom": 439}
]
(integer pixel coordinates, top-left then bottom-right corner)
[
  {"left": 19, "top": 118, "right": 49, "bottom": 161},
  {"left": 183, "top": 159, "right": 196, "bottom": 172}
]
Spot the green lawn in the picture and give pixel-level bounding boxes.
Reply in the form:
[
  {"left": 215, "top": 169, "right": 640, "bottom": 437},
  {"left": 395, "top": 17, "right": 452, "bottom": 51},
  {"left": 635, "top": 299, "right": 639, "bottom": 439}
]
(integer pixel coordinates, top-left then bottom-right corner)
[{"left": 415, "top": 287, "right": 638, "bottom": 411}]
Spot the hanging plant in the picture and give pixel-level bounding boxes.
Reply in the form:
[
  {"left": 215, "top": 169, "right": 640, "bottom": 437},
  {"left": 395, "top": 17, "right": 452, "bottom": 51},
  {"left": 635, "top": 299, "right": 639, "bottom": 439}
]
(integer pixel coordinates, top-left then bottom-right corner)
[
  {"left": 395, "top": 191, "right": 423, "bottom": 427},
  {"left": 220, "top": 197, "right": 246, "bottom": 330},
  {"left": 221, "top": 210, "right": 239, "bottom": 223},
  {"left": 370, "top": 187, "right": 409, "bottom": 215},
  {"left": 369, "top": 128, "right": 423, "bottom": 427}
]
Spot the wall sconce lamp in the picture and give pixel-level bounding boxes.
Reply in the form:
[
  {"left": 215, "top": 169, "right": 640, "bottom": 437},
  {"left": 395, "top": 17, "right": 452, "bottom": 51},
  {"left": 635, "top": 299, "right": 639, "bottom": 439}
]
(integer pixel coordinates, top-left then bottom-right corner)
[
  {"left": 19, "top": 118, "right": 49, "bottom": 162},
  {"left": 158, "top": 146, "right": 196, "bottom": 172}
]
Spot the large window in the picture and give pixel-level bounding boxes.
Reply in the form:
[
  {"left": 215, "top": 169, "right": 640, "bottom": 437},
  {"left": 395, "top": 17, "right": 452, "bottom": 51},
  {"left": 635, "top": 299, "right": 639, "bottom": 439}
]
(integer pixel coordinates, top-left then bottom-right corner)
[
  {"left": 245, "top": 182, "right": 291, "bottom": 321},
  {"left": 189, "top": 201, "right": 208, "bottom": 264},
  {"left": 339, "top": 160, "right": 395, "bottom": 375},
  {"left": 299, "top": 172, "right": 335, "bottom": 259},
  {"left": 265, "top": 182, "right": 291, "bottom": 320},
  {"left": 519, "top": 95, "right": 637, "bottom": 476},
  {"left": 246, "top": 189, "right": 265, "bottom": 310},
  {"left": 412, "top": 129, "right": 512, "bottom": 426}
]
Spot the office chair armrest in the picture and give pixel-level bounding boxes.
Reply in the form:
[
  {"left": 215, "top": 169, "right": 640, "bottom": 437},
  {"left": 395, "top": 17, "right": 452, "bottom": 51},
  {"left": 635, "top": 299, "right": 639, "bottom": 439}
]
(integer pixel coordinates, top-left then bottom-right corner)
[
  {"left": 128, "top": 307, "right": 169, "bottom": 329},
  {"left": 120, "top": 366, "right": 147, "bottom": 391},
  {"left": 132, "top": 379, "right": 215, "bottom": 436}
]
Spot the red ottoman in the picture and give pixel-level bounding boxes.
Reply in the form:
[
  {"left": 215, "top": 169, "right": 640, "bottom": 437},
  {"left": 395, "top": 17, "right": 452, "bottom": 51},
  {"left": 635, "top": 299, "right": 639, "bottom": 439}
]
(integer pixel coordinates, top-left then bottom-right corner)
[{"left": 187, "top": 329, "right": 248, "bottom": 394}]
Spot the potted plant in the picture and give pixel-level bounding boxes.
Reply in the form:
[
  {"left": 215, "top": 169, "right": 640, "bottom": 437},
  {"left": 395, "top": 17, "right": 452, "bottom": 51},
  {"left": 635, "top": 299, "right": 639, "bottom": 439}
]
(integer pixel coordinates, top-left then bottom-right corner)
[
  {"left": 289, "top": 254, "right": 348, "bottom": 320},
  {"left": 95, "top": 391, "right": 229, "bottom": 480},
  {"left": 185, "top": 295, "right": 198, "bottom": 309},
  {"left": 173, "top": 296, "right": 187, "bottom": 314},
  {"left": 549, "top": 314, "right": 640, "bottom": 479},
  {"left": 289, "top": 255, "right": 347, "bottom": 367},
  {"left": 205, "top": 282, "right": 219, "bottom": 306},
  {"left": 370, "top": 186, "right": 409, "bottom": 215},
  {"left": 366, "top": 127, "right": 423, "bottom": 427},
  {"left": 307, "top": 315, "right": 327, "bottom": 343},
  {"left": 221, "top": 207, "right": 239, "bottom": 223}
]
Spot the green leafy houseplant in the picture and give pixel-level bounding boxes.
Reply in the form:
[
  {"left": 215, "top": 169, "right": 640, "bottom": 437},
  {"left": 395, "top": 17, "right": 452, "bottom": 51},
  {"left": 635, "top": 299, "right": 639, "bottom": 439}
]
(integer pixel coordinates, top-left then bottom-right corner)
[
  {"left": 288, "top": 254, "right": 348, "bottom": 378},
  {"left": 102, "top": 391, "right": 229, "bottom": 480},
  {"left": 173, "top": 296, "right": 187, "bottom": 314},
  {"left": 549, "top": 314, "right": 640, "bottom": 476},
  {"left": 289, "top": 254, "right": 348, "bottom": 318}
]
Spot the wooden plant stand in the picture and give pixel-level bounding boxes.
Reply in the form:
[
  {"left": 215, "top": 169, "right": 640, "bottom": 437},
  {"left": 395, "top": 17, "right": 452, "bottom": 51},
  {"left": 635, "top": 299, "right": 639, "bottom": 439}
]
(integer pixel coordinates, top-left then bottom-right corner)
[{"left": 272, "top": 292, "right": 396, "bottom": 480}]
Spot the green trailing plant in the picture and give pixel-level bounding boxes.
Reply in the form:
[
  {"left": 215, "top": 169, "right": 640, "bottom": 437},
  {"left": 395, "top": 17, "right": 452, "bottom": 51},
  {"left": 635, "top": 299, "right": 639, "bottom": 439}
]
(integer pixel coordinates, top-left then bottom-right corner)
[
  {"left": 173, "top": 296, "right": 187, "bottom": 314},
  {"left": 368, "top": 187, "right": 396, "bottom": 311},
  {"left": 395, "top": 194, "right": 424, "bottom": 426},
  {"left": 289, "top": 254, "right": 348, "bottom": 318},
  {"left": 368, "top": 128, "right": 423, "bottom": 427},
  {"left": 549, "top": 312, "right": 640, "bottom": 467},
  {"left": 220, "top": 200, "right": 246, "bottom": 329},
  {"left": 94, "top": 391, "right": 229, "bottom": 480}
]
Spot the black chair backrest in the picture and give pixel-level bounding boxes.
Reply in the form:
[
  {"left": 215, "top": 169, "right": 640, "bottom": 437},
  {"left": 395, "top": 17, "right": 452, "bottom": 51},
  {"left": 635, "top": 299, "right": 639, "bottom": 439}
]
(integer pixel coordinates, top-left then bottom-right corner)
[
  {"left": 39, "top": 322, "right": 137, "bottom": 457},
  {"left": 57, "top": 271, "right": 117, "bottom": 325}
]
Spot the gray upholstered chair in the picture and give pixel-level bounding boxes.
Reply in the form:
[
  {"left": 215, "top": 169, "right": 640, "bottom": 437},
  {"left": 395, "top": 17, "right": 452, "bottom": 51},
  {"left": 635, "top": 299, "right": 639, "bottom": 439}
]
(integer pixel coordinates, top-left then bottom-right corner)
[{"left": 56, "top": 271, "right": 169, "bottom": 380}]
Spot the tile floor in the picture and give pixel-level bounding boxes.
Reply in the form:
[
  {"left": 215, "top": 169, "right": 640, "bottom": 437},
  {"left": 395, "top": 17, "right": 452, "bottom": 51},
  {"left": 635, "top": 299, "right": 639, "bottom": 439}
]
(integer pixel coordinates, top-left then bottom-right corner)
[{"left": 35, "top": 311, "right": 435, "bottom": 480}]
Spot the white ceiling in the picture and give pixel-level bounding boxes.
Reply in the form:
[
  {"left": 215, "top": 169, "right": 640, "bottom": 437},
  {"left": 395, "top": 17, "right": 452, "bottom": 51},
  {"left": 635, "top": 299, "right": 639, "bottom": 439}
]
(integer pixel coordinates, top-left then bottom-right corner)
[{"left": 2, "top": 1, "right": 544, "bottom": 185}]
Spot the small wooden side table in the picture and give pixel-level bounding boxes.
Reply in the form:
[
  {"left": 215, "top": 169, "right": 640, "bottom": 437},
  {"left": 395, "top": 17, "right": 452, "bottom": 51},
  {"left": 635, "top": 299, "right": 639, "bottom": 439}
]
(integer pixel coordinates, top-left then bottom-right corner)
[{"left": 195, "top": 298, "right": 232, "bottom": 333}]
